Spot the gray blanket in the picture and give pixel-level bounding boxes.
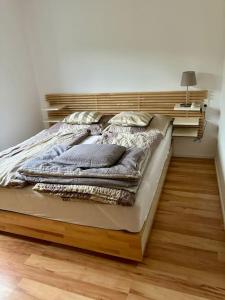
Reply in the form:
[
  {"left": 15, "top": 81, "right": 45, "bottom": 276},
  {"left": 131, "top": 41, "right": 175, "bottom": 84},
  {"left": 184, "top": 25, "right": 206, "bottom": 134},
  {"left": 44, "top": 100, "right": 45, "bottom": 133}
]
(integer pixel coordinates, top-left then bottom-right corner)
[
  {"left": 17, "top": 174, "right": 138, "bottom": 188},
  {"left": 18, "top": 146, "right": 145, "bottom": 181}
]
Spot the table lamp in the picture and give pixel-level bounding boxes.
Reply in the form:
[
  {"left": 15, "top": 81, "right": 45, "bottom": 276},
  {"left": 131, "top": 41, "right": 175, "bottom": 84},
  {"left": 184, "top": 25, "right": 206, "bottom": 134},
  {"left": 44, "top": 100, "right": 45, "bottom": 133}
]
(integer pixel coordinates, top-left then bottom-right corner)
[{"left": 180, "top": 71, "right": 197, "bottom": 107}]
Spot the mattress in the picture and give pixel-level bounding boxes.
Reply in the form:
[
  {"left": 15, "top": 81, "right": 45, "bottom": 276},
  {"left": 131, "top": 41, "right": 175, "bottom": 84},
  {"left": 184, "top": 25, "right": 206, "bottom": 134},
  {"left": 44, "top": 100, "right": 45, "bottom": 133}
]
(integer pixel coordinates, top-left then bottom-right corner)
[{"left": 0, "top": 126, "right": 172, "bottom": 233}]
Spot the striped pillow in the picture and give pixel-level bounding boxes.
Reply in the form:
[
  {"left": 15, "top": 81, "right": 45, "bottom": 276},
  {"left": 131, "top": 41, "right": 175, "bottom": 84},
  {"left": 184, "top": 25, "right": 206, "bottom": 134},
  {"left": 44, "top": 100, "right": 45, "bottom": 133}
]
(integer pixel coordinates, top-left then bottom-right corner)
[
  {"left": 109, "top": 111, "right": 153, "bottom": 127},
  {"left": 63, "top": 111, "right": 103, "bottom": 125}
]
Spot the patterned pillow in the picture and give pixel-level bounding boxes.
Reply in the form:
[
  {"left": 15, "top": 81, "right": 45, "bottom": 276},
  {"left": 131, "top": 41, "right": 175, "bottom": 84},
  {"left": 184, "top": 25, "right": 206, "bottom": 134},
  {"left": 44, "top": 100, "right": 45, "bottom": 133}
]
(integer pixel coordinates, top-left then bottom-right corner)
[
  {"left": 58, "top": 115, "right": 112, "bottom": 135},
  {"left": 109, "top": 111, "right": 153, "bottom": 127},
  {"left": 99, "top": 130, "right": 163, "bottom": 149},
  {"left": 104, "top": 124, "right": 150, "bottom": 134},
  {"left": 105, "top": 114, "right": 172, "bottom": 136},
  {"left": 63, "top": 111, "right": 103, "bottom": 125}
]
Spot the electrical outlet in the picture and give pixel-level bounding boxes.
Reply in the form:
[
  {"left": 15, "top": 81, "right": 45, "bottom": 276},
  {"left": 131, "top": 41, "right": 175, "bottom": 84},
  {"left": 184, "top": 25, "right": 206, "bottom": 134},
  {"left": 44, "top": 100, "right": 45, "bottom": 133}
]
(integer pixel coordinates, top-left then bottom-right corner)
[{"left": 203, "top": 99, "right": 209, "bottom": 105}]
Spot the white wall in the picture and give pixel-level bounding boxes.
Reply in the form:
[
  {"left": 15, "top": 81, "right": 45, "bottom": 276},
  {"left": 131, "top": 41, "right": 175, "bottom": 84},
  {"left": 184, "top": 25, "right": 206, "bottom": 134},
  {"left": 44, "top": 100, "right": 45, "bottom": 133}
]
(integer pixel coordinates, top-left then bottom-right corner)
[
  {"left": 219, "top": 100, "right": 225, "bottom": 177},
  {"left": 0, "top": 0, "right": 42, "bottom": 151},
  {"left": 218, "top": 62, "right": 225, "bottom": 180},
  {"left": 217, "top": 60, "right": 225, "bottom": 225},
  {"left": 23, "top": 0, "right": 225, "bottom": 157}
]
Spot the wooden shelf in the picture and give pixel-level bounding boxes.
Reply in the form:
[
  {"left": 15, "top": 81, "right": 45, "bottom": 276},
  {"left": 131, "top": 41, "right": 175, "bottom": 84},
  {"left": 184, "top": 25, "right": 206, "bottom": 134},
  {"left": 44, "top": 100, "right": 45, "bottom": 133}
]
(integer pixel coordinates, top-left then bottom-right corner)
[
  {"left": 172, "top": 128, "right": 198, "bottom": 138},
  {"left": 173, "top": 117, "right": 200, "bottom": 126},
  {"left": 42, "top": 104, "right": 66, "bottom": 111},
  {"left": 174, "top": 103, "right": 201, "bottom": 112},
  {"left": 43, "top": 117, "right": 63, "bottom": 124}
]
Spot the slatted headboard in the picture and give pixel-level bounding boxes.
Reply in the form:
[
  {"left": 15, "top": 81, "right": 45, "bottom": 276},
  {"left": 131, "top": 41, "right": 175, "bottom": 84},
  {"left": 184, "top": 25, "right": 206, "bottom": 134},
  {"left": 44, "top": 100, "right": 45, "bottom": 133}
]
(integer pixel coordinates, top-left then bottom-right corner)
[{"left": 46, "top": 90, "right": 208, "bottom": 138}]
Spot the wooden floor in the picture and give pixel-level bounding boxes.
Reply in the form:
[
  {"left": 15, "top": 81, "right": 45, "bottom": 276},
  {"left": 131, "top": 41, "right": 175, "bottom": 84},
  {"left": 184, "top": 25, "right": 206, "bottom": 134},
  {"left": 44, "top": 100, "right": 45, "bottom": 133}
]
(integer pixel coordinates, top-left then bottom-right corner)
[{"left": 1, "top": 157, "right": 225, "bottom": 300}]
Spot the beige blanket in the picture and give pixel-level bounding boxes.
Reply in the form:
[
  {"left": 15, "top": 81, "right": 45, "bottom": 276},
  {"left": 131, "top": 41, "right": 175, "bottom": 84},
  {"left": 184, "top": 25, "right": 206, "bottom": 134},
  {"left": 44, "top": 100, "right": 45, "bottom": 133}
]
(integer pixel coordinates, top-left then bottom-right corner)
[{"left": 0, "top": 128, "right": 89, "bottom": 187}]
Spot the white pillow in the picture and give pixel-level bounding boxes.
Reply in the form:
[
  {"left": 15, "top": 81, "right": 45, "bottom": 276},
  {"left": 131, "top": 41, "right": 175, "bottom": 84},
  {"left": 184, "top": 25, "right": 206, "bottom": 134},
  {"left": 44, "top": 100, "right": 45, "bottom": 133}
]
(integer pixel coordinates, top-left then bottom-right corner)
[
  {"left": 109, "top": 111, "right": 153, "bottom": 127},
  {"left": 100, "top": 130, "right": 162, "bottom": 149},
  {"left": 63, "top": 111, "right": 103, "bottom": 125}
]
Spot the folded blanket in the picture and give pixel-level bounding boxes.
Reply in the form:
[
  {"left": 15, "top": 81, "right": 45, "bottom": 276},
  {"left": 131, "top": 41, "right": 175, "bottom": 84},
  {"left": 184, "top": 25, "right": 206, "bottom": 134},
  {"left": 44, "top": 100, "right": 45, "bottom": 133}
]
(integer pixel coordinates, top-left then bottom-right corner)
[
  {"left": 18, "top": 146, "right": 146, "bottom": 179},
  {"left": 33, "top": 183, "right": 135, "bottom": 206},
  {"left": 16, "top": 174, "right": 138, "bottom": 188}
]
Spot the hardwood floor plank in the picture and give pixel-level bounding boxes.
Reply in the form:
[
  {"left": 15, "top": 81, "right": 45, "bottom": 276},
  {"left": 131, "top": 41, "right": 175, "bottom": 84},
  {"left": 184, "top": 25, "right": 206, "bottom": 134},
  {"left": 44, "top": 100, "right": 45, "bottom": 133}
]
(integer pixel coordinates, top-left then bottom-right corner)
[
  {"left": 8, "top": 290, "right": 37, "bottom": 300},
  {"left": 130, "top": 280, "right": 209, "bottom": 300},
  {"left": 218, "top": 250, "right": 225, "bottom": 263},
  {"left": 137, "top": 259, "right": 225, "bottom": 298},
  {"left": 0, "top": 248, "right": 128, "bottom": 300},
  {"left": 9, "top": 278, "right": 94, "bottom": 300},
  {"left": 158, "top": 201, "right": 222, "bottom": 219},
  {"left": 154, "top": 220, "right": 225, "bottom": 242},
  {"left": 0, "top": 271, "right": 21, "bottom": 299},
  {"left": 155, "top": 211, "right": 223, "bottom": 229},
  {"left": 161, "top": 189, "right": 220, "bottom": 201},
  {"left": 2, "top": 262, "right": 128, "bottom": 300},
  {"left": 25, "top": 254, "right": 131, "bottom": 293},
  {"left": 150, "top": 229, "right": 225, "bottom": 253},
  {"left": 145, "top": 242, "right": 225, "bottom": 275},
  {"left": 127, "top": 294, "right": 150, "bottom": 300}
]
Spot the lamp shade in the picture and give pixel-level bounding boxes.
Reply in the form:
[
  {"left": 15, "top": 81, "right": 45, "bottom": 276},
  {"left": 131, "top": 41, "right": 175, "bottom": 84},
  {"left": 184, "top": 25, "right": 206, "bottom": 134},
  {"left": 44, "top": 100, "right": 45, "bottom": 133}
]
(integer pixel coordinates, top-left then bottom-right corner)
[{"left": 181, "top": 71, "right": 197, "bottom": 87}]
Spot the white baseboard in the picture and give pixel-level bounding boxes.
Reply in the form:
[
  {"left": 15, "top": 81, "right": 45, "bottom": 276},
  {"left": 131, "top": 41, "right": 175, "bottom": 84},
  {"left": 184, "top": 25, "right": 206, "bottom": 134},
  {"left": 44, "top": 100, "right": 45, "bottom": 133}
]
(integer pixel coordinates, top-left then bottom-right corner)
[
  {"left": 215, "top": 154, "right": 225, "bottom": 228},
  {"left": 172, "top": 154, "right": 215, "bottom": 159}
]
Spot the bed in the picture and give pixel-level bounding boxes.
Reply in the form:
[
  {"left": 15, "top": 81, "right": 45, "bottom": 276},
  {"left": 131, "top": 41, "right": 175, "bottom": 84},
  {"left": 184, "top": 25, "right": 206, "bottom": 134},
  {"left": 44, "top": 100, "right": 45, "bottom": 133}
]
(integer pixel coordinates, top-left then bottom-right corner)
[
  {"left": 0, "top": 126, "right": 172, "bottom": 233},
  {"left": 0, "top": 91, "right": 207, "bottom": 261}
]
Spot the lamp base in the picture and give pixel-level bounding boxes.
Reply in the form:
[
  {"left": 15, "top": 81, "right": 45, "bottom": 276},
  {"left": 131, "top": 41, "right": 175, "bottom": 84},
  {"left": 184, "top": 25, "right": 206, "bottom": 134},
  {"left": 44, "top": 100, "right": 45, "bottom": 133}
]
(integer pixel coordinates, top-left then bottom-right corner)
[{"left": 180, "top": 103, "right": 192, "bottom": 108}]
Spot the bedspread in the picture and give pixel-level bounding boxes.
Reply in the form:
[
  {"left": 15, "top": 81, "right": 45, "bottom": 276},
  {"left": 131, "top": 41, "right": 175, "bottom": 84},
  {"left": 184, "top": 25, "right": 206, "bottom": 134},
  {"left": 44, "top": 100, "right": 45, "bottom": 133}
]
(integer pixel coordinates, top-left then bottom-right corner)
[{"left": 0, "top": 127, "right": 90, "bottom": 187}]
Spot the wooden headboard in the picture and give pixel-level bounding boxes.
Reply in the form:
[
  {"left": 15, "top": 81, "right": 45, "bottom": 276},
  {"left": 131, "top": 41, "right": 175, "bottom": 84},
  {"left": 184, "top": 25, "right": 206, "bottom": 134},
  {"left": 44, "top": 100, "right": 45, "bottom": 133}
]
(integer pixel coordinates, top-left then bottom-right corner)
[{"left": 45, "top": 90, "right": 208, "bottom": 138}]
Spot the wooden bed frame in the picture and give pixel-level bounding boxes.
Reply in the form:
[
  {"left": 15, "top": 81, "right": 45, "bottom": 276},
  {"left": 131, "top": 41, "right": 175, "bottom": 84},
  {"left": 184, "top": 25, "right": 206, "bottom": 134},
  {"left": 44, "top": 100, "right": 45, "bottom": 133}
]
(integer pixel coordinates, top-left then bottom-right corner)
[
  {"left": 0, "top": 149, "right": 171, "bottom": 261},
  {"left": 0, "top": 91, "right": 207, "bottom": 261}
]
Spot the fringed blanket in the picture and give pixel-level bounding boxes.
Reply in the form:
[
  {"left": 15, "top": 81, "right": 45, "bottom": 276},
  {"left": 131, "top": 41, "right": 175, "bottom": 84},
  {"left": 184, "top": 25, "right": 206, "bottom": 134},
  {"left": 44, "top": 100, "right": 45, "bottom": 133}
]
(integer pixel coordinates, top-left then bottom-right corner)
[{"left": 34, "top": 183, "right": 135, "bottom": 206}]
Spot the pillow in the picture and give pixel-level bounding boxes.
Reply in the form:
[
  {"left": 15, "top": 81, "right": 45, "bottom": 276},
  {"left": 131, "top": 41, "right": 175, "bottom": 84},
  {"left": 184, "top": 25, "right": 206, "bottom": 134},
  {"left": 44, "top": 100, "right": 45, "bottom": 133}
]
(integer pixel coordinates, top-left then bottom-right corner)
[
  {"left": 54, "top": 144, "right": 126, "bottom": 168},
  {"left": 58, "top": 115, "right": 112, "bottom": 135},
  {"left": 148, "top": 114, "right": 172, "bottom": 136},
  {"left": 99, "top": 130, "right": 163, "bottom": 149},
  {"left": 103, "top": 124, "right": 150, "bottom": 134},
  {"left": 63, "top": 111, "right": 103, "bottom": 125},
  {"left": 109, "top": 111, "right": 153, "bottom": 127},
  {"left": 105, "top": 114, "right": 172, "bottom": 136}
]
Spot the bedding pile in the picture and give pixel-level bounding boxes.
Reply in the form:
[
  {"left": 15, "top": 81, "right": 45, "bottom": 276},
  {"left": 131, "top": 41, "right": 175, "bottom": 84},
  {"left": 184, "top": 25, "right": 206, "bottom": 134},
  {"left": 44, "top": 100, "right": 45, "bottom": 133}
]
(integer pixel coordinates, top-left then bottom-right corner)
[
  {"left": 0, "top": 112, "right": 171, "bottom": 206},
  {"left": 17, "top": 129, "right": 163, "bottom": 205}
]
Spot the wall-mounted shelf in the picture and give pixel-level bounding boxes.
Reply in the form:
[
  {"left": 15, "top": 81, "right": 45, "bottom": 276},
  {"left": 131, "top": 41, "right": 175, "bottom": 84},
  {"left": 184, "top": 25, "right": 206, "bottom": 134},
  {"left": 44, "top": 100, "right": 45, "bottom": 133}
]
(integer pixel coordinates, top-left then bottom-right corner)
[
  {"left": 43, "top": 104, "right": 66, "bottom": 126},
  {"left": 173, "top": 117, "right": 200, "bottom": 126},
  {"left": 174, "top": 103, "right": 201, "bottom": 112},
  {"left": 172, "top": 128, "right": 198, "bottom": 138},
  {"left": 42, "top": 104, "right": 67, "bottom": 111},
  {"left": 43, "top": 117, "right": 64, "bottom": 124}
]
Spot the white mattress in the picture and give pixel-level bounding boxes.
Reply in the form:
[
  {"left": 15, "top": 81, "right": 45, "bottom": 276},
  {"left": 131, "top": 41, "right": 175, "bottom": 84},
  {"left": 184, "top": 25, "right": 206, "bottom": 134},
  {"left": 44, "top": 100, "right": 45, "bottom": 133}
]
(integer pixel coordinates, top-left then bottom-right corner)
[{"left": 0, "top": 127, "right": 172, "bottom": 233}]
